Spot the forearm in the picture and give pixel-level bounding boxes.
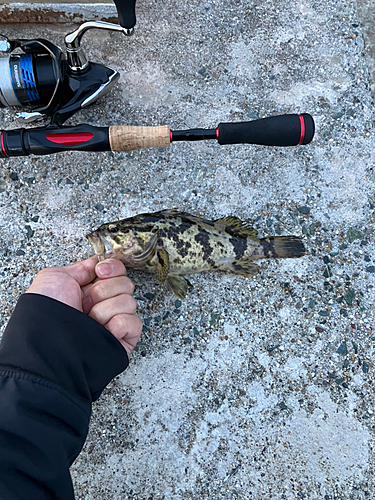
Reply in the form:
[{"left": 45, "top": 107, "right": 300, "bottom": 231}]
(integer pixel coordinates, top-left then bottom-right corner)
[
  {"left": 0, "top": 370, "right": 90, "bottom": 500},
  {"left": 0, "top": 294, "right": 128, "bottom": 500}
]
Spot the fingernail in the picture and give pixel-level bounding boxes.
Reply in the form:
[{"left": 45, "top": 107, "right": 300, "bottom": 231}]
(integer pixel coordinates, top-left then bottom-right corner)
[
  {"left": 82, "top": 295, "right": 93, "bottom": 312},
  {"left": 97, "top": 262, "right": 113, "bottom": 277}
]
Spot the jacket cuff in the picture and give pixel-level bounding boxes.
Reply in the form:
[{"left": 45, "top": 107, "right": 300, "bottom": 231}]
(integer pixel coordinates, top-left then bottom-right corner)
[{"left": 0, "top": 294, "right": 129, "bottom": 402}]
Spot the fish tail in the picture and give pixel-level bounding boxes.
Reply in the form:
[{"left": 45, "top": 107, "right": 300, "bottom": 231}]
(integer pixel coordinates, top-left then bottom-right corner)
[{"left": 259, "top": 236, "right": 305, "bottom": 259}]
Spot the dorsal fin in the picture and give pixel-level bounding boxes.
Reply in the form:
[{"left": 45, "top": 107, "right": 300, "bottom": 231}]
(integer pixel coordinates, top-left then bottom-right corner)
[{"left": 214, "top": 216, "right": 258, "bottom": 239}]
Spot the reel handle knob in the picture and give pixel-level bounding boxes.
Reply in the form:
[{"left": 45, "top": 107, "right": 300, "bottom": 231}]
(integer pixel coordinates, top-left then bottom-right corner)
[{"left": 113, "top": 0, "right": 137, "bottom": 32}]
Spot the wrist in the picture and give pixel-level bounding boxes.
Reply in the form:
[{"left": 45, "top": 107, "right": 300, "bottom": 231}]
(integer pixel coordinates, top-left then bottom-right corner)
[{"left": 0, "top": 294, "right": 129, "bottom": 402}]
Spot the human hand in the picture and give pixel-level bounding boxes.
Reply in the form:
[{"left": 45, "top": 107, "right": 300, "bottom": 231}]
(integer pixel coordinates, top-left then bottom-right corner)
[{"left": 26, "top": 257, "right": 142, "bottom": 356}]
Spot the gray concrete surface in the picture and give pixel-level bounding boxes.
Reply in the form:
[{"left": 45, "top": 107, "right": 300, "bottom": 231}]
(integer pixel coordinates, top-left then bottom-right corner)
[
  {"left": 357, "top": 0, "right": 375, "bottom": 100},
  {"left": 1, "top": 0, "right": 375, "bottom": 498}
]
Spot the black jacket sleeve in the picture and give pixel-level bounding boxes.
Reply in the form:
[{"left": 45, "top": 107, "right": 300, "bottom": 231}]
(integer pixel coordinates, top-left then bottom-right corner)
[{"left": 0, "top": 293, "right": 129, "bottom": 500}]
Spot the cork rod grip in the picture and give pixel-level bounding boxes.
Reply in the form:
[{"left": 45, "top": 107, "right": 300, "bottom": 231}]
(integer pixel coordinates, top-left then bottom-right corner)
[{"left": 109, "top": 125, "right": 171, "bottom": 151}]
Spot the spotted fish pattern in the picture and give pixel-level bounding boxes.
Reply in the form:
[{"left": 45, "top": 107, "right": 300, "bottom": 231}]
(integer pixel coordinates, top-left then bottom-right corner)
[{"left": 86, "top": 209, "right": 305, "bottom": 299}]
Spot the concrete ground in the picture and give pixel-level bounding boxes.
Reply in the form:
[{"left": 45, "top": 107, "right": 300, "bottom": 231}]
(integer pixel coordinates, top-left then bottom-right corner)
[{"left": 1, "top": 0, "right": 375, "bottom": 498}]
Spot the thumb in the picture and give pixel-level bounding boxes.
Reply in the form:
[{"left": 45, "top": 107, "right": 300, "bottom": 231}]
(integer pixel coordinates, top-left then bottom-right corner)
[{"left": 64, "top": 256, "right": 98, "bottom": 286}]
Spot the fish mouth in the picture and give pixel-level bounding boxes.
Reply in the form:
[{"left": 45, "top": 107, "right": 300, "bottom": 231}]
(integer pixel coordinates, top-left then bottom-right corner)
[{"left": 86, "top": 231, "right": 114, "bottom": 261}]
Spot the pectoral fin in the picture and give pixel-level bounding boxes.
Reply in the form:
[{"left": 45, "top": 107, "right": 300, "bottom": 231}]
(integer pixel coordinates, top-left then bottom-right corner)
[
  {"left": 227, "top": 259, "right": 259, "bottom": 277},
  {"left": 166, "top": 275, "right": 192, "bottom": 299},
  {"left": 154, "top": 248, "right": 169, "bottom": 284}
]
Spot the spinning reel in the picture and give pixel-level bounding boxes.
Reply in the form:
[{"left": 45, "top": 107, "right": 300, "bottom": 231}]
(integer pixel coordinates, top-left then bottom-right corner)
[
  {"left": 0, "top": 0, "right": 315, "bottom": 158},
  {"left": 0, "top": 0, "right": 136, "bottom": 126}
]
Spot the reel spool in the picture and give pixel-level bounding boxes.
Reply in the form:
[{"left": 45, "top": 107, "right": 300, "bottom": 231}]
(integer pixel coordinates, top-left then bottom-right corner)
[{"left": 0, "top": 38, "right": 59, "bottom": 111}]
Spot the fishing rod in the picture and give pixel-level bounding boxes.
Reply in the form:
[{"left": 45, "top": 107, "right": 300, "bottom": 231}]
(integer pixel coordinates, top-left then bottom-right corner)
[
  {"left": 0, "top": 0, "right": 315, "bottom": 158},
  {"left": 0, "top": 113, "right": 314, "bottom": 157}
]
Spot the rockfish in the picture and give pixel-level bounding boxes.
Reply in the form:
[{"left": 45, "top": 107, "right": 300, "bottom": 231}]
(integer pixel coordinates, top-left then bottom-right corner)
[{"left": 86, "top": 209, "right": 305, "bottom": 299}]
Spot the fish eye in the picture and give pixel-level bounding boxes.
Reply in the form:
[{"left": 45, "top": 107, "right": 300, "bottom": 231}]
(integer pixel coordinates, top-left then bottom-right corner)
[{"left": 109, "top": 225, "right": 119, "bottom": 233}]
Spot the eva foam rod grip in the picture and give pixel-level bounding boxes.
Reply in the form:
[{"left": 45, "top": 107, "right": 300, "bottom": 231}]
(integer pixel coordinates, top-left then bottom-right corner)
[
  {"left": 217, "top": 113, "right": 315, "bottom": 146},
  {"left": 109, "top": 125, "right": 170, "bottom": 151},
  {"left": 113, "top": 0, "right": 136, "bottom": 29}
]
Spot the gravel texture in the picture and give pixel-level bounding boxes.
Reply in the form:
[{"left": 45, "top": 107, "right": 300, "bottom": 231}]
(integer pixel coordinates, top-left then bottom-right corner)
[{"left": 1, "top": 0, "right": 375, "bottom": 498}]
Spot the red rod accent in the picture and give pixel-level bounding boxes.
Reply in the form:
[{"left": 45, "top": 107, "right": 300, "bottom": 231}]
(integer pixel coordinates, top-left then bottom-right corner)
[
  {"left": 298, "top": 115, "right": 305, "bottom": 145},
  {"left": 170, "top": 130, "right": 173, "bottom": 143},
  {"left": 216, "top": 127, "right": 219, "bottom": 141},
  {"left": 1, "top": 132, "right": 8, "bottom": 157},
  {"left": 45, "top": 132, "right": 95, "bottom": 146}
]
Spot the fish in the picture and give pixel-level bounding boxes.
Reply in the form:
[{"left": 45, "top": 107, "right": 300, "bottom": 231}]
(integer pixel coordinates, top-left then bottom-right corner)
[{"left": 86, "top": 209, "right": 305, "bottom": 299}]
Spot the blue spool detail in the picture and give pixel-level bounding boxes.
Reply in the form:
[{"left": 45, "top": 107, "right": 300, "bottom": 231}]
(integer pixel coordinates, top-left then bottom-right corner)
[{"left": 20, "top": 54, "right": 40, "bottom": 103}]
